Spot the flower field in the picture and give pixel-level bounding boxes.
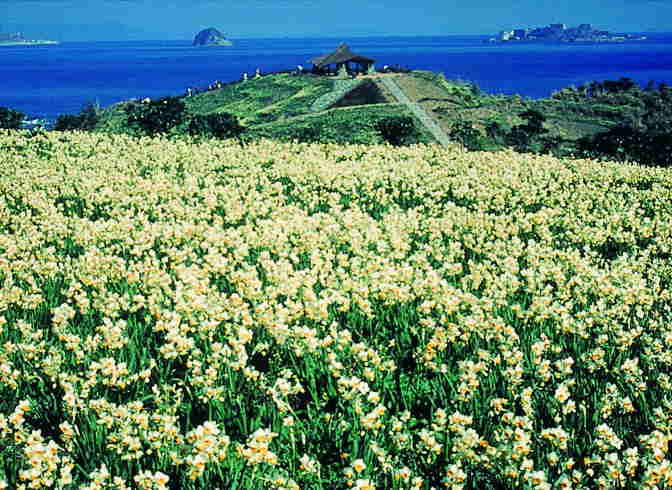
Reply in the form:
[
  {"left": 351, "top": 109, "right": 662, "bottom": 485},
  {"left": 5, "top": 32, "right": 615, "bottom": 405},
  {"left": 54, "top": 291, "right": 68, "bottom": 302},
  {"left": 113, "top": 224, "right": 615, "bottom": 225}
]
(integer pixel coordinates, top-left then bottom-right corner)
[{"left": 1, "top": 130, "right": 672, "bottom": 489}]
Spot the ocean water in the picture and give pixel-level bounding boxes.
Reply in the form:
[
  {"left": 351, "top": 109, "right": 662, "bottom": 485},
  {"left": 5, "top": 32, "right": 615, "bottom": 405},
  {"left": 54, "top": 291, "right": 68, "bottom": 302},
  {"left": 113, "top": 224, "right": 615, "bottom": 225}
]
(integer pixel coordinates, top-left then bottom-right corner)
[{"left": 2, "top": 34, "right": 672, "bottom": 122}]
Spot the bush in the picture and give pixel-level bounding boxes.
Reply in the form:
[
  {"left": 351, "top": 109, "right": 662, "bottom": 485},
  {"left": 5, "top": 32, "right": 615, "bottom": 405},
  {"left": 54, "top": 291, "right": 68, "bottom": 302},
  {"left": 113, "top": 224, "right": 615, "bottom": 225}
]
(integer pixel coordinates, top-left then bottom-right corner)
[
  {"left": 54, "top": 103, "right": 100, "bottom": 131},
  {"left": 0, "top": 106, "right": 25, "bottom": 129},
  {"left": 576, "top": 124, "right": 672, "bottom": 167},
  {"left": 485, "top": 120, "right": 507, "bottom": 145},
  {"left": 376, "top": 116, "right": 421, "bottom": 146},
  {"left": 450, "top": 121, "right": 485, "bottom": 151},
  {"left": 188, "top": 113, "right": 245, "bottom": 139},
  {"left": 288, "top": 126, "right": 323, "bottom": 144},
  {"left": 125, "top": 97, "right": 186, "bottom": 136},
  {"left": 505, "top": 109, "right": 549, "bottom": 152}
]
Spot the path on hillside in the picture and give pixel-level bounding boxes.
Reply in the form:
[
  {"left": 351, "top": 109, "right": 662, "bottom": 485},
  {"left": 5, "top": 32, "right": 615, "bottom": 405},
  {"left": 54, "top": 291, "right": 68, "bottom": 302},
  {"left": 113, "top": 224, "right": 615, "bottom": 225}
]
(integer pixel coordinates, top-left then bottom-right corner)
[{"left": 379, "top": 76, "right": 451, "bottom": 147}]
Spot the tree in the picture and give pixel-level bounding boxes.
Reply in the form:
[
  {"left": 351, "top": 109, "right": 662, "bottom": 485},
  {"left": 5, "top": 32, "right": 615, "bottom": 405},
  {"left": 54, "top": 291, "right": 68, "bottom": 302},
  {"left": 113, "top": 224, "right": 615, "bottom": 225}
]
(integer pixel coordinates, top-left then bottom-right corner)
[
  {"left": 54, "top": 114, "right": 83, "bottom": 131},
  {"left": 54, "top": 102, "right": 100, "bottom": 131},
  {"left": 505, "top": 109, "right": 548, "bottom": 152},
  {"left": 376, "top": 116, "right": 422, "bottom": 146},
  {"left": 577, "top": 123, "right": 672, "bottom": 168},
  {"left": 0, "top": 106, "right": 25, "bottom": 129},
  {"left": 187, "top": 113, "right": 245, "bottom": 139},
  {"left": 485, "top": 120, "right": 507, "bottom": 146},
  {"left": 125, "top": 96, "right": 186, "bottom": 136},
  {"left": 450, "top": 121, "right": 484, "bottom": 151}
]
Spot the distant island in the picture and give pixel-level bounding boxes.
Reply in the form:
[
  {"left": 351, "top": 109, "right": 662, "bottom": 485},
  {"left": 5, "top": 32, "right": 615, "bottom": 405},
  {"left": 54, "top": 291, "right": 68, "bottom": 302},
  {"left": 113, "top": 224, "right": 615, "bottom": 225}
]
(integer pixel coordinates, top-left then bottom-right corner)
[
  {"left": 489, "top": 23, "right": 647, "bottom": 43},
  {"left": 193, "top": 28, "right": 233, "bottom": 47},
  {"left": 0, "top": 32, "right": 58, "bottom": 46}
]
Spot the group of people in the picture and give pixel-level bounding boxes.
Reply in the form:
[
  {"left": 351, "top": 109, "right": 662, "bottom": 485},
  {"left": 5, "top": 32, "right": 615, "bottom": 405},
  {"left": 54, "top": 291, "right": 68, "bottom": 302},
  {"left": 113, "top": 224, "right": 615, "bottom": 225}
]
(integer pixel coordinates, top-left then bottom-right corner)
[
  {"left": 180, "top": 63, "right": 411, "bottom": 99},
  {"left": 379, "top": 64, "right": 411, "bottom": 74},
  {"left": 184, "top": 80, "right": 224, "bottom": 97},
  {"left": 183, "top": 68, "right": 265, "bottom": 98},
  {"left": 241, "top": 68, "right": 263, "bottom": 82}
]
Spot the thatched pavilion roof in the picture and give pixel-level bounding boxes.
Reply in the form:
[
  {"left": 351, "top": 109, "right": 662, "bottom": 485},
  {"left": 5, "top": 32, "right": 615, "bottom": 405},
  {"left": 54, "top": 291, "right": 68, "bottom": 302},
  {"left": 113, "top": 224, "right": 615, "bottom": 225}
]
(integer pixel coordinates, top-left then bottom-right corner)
[{"left": 309, "top": 43, "right": 375, "bottom": 68}]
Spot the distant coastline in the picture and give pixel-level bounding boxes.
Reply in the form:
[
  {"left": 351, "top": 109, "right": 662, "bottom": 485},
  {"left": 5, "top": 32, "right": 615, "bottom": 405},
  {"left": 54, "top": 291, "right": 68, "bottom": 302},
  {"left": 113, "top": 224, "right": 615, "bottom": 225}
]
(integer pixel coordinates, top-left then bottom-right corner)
[
  {"left": 488, "top": 23, "right": 647, "bottom": 43},
  {"left": 3, "top": 36, "right": 672, "bottom": 122},
  {"left": 0, "top": 40, "right": 59, "bottom": 46},
  {"left": 0, "top": 32, "right": 59, "bottom": 46}
]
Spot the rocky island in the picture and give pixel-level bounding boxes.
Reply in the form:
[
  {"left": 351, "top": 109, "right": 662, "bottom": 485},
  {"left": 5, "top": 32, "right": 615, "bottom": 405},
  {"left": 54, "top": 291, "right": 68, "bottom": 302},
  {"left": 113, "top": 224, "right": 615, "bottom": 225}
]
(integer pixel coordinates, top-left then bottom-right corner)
[
  {"left": 0, "top": 31, "right": 58, "bottom": 46},
  {"left": 490, "top": 23, "right": 647, "bottom": 43},
  {"left": 193, "top": 28, "right": 233, "bottom": 47}
]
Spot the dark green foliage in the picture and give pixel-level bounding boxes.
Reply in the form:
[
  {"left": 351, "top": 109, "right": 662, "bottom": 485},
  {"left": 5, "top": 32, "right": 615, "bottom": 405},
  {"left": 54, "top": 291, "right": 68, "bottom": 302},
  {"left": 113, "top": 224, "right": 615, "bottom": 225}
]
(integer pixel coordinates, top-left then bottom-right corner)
[
  {"left": 246, "top": 105, "right": 430, "bottom": 146},
  {"left": 285, "top": 126, "right": 323, "bottom": 144},
  {"left": 375, "top": 116, "right": 422, "bottom": 146},
  {"left": 450, "top": 120, "right": 486, "bottom": 151},
  {"left": 54, "top": 102, "right": 100, "bottom": 132},
  {"left": 0, "top": 106, "right": 24, "bottom": 129},
  {"left": 572, "top": 80, "right": 672, "bottom": 167},
  {"left": 505, "top": 109, "right": 549, "bottom": 152},
  {"left": 465, "top": 80, "right": 482, "bottom": 97},
  {"left": 125, "top": 97, "right": 186, "bottom": 136},
  {"left": 641, "top": 88, "right": 672, "bottom": 133},
  {"left": 585, "top": 77, "right": 638, "bottom": 97},
  {"left": 53, "top": 114, "right": 83, "bottom": 131},
  {"left": 187, "top": 113, "right": 245, "bottom": 139},
  {"left": 577, "top": 124, "right": 672, "bottom": 167},
  {"left": 485, "top": 120, "right": 506, "bottom": 144},
  {"left": 517, "top": 109, "right": 547, "bottom": 136}
]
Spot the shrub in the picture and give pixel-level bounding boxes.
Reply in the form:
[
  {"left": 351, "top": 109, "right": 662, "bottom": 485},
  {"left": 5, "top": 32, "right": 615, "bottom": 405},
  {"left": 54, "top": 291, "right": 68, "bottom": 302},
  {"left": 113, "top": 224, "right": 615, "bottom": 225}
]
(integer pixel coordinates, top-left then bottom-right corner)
[
  {"left": 125, "top": 96, "right": 186, "bottom": 136},
  {"left": 54, "top": 103, "right": 100, "bottom": 132},
  {"left": 53, "top": 114, "right": 82, "bottom": 131},
  {"left": 576, "top": 124, "right": 672, "bottom": 167},
  {"left": 289, "top": 125, "right": 323, "bottom": 143},
  {"left": 376, "top": 116, "right": 421, "bottom": 146},
  {"left": 485, "top": 120, "right": 506, "bottom": 145},
  {"left": 450, "top": 121, "right": 485, "bottom": 151},
  {"left": 188, "top": 113, "right": 245, "bottom": 139},
  {"left": 0, "top": 106, "right": 25, "bottom": 129},
  {"left": 505, "top": 109, "right": 549, "bottom": 152}
]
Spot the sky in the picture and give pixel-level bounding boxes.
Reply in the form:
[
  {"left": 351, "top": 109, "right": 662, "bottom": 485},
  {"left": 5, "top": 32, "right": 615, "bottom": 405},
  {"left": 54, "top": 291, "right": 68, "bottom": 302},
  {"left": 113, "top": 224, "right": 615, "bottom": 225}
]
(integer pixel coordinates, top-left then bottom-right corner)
[{"left": 1, "top": 0, "right": 671, "bottom": 41}]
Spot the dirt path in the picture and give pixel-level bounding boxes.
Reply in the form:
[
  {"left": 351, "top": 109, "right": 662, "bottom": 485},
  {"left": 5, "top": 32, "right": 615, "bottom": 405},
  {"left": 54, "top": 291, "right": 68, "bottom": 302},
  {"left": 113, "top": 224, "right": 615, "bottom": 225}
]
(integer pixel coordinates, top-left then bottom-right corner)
[{"left": 378, "top": 76, "right": 451, "bottom": 147}]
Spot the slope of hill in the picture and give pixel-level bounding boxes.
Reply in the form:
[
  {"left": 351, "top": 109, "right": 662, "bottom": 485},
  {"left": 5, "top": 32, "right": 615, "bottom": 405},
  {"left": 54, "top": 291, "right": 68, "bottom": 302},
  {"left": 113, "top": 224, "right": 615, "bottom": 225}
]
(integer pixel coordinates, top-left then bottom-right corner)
[
  {"left": 92, "top": 70, "right": 663, "bottom": 157},
  {"left": 95, "top": 72, "right": 435, "bottom": 144}
]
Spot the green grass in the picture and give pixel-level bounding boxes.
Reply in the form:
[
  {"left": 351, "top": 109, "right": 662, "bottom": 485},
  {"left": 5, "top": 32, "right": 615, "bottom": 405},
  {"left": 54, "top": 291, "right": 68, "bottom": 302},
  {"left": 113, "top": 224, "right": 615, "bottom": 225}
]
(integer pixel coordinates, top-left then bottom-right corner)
[
  {"left": 184, "top": 73, "right": 335, "bottom": 125},
  {"left": 93, "top": 70, "right": 654, "bottom": 154},
  {"left": 245, "top": 103, "right": 433, "bottom": 145}
]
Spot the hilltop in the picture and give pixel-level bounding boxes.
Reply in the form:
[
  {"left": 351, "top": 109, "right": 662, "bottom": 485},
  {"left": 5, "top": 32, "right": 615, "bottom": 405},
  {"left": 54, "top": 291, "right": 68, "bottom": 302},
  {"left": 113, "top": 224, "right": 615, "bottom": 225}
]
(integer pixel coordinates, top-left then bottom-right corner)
[
  {"left": 96, "top": 71, "right": 434, "bottom": 145},
  {"left": 92, "top": 69, "right": 657, "bottom": 159}
]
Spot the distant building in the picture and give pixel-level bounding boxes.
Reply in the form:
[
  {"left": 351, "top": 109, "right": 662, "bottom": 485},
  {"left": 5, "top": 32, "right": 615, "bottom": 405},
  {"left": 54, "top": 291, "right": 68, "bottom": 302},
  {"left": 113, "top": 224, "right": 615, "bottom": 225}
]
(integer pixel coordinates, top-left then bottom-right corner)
[
  {"left": 494, "top": 22, "right": 641, "bottom": 43},
  {"left": 513, "top": 29, "right": 528, "bottom": 39},
  {"left": 499, "top": 30, "right": 514, "bottom": 41},
  {"left": 0, "top": 32, "right": 23, "bottom": 41}
]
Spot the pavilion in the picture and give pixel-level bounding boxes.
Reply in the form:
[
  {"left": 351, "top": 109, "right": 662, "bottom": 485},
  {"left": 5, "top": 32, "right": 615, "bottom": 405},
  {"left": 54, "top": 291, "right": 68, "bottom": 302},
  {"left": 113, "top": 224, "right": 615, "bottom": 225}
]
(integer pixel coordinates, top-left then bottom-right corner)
[{"left": 309, "top": 44, "right": 376, "bottom": 75}]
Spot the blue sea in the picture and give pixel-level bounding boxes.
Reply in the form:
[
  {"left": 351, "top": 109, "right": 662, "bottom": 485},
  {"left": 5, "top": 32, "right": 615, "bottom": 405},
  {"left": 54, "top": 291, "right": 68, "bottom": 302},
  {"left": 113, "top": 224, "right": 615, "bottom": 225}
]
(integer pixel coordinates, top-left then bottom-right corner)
[{"left": 2, "top": 34, "right": 672, "bottom": 123}]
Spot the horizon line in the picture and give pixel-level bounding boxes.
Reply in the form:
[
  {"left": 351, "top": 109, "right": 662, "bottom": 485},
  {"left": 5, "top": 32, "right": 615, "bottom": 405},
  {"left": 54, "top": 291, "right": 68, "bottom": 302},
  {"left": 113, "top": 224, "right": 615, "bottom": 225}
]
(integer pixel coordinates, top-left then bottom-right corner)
[{"left": 19, "top": 31, "right": 671, "bottom": 43}]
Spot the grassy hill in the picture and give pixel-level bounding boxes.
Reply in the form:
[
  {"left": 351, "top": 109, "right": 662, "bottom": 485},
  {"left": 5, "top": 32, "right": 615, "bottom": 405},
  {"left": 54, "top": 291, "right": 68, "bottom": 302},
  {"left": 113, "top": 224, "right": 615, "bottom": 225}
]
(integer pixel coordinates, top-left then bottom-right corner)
[
  {"left": 96, "top": 72, "right": 416, "bottom": 143},
  {"left": 184, "top": 74, "right": 335, "bottom": 123},
  {"left": 398, "top": 71, "right": 619, "bottom": 142},
  {"left": 92, "top": 70, "right": 667, "bottom": 161}
]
